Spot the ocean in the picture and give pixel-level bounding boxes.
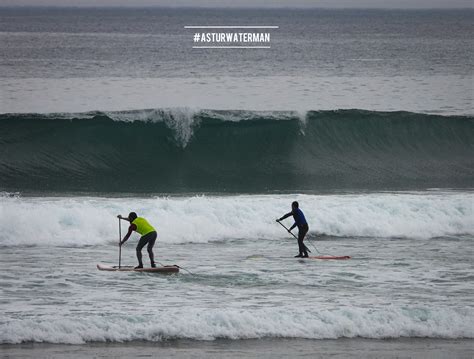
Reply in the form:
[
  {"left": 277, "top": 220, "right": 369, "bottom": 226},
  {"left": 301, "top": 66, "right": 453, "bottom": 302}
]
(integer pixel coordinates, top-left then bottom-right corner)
[{"left": 0, "top": 7, "right": 473, "bottom": 358}]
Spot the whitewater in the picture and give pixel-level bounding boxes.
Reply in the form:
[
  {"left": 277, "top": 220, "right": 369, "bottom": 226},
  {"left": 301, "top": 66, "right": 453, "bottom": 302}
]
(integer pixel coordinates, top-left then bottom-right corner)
[
  {"left": 1, "top": 192, "right": 473, "bottom": 246},
  {"left": 1, "top": 191, "right": 473, "bottom": 344}
]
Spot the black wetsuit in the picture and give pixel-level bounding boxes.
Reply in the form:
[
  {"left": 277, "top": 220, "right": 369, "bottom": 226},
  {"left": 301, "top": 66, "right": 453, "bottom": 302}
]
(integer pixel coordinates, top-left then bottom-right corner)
[
  {"left": 297, "top": 223, "right": 309, "bottom": 256},
  {"left": 136, "top": 231, "right": 157, "bottom": 267}
]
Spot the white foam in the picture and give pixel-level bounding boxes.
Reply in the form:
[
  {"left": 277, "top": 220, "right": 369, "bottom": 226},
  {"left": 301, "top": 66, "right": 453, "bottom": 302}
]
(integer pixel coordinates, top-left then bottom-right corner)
[
  {"left": 1, "top": 306, "right": 472, "bottom": 344},
  {"left": 0, "top": 192, "right": 472, "bottom": 247},
  {"left": 105, "top": 107, "right": 199, "bottom": 146}
]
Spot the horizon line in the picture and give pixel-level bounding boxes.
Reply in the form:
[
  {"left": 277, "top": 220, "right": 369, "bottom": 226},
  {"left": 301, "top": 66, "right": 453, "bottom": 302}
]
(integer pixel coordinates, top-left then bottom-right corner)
[{"left": 0, "top": 5, "right": 472, "bottom": 10}]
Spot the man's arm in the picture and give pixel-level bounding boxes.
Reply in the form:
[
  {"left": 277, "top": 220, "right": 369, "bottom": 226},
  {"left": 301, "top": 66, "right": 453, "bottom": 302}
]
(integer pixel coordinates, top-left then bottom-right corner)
[
  {"left": 117, "top": 214, "right": 131, "bottom": 222},
  {"left": 120, "top": 224, "right": 137, "bottom": 245},
  {"left": 277, "top": 212, "right": 293, "bottom": 222}
]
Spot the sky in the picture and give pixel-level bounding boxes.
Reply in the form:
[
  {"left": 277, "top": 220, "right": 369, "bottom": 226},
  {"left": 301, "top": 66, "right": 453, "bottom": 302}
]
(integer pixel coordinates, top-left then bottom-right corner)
[{"left": 0, "top": 0, "right": 472, "bottom": 8}]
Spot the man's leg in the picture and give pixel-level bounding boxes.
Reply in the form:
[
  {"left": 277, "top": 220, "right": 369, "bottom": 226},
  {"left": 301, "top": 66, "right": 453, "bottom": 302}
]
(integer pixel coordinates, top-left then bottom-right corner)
[
  {"left": 299, "top": 225, "right": 309, "bottom": 257},
  {"left": 135, "top": 236, "right": 149, "bottom": 268},
  {"left": 146, "top": 232, "right": 157, "bottom": 267},
  {"left": 297, "top": 231, "right": 305, "bottom": 255}
]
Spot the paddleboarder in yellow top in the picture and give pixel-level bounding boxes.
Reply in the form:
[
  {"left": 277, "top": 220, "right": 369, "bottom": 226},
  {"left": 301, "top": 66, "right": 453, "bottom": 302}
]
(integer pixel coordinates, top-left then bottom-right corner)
[{"left": 117, "top": 212, "right": 157, "bottom": 269}]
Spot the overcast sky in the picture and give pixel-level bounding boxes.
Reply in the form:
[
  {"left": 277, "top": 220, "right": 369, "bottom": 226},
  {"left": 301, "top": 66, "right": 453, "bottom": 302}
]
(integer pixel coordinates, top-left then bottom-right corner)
[{"left": 0, "top": 0, "right": 472, "bottom": 8}]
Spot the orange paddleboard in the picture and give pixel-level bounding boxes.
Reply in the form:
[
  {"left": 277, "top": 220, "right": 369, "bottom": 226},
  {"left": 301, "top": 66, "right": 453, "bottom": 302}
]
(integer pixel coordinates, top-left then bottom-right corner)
[{"left": 308, "top": 256, "right": 351, "bottom": 260}]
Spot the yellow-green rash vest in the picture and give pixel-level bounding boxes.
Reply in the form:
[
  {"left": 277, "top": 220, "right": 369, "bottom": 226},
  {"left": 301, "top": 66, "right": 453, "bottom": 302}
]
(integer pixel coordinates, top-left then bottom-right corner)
[{"left": 132, "top": 217, "right": 155, "bottom": 236}]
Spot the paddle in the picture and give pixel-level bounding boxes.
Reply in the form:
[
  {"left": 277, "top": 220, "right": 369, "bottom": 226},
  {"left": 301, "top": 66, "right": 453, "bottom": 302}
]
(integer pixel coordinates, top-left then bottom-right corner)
[
  {"left": 118, "top": 217, "right": 122, "bottom": 269},
  {"left": 276, "top": 220, "right": 311, "bottom": 253}
]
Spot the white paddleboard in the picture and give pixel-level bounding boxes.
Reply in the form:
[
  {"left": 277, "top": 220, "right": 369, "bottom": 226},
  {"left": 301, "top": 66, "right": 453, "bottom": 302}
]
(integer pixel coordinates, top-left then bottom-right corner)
[{"left": 97, "top": 263, "right": 179, "bottom": 273}]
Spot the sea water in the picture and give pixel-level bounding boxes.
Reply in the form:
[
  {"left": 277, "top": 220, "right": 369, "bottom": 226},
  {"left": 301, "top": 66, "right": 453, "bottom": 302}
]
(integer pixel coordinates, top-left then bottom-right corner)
[{"left": 0, "top": 7, "right": 473, "bottom": 355}]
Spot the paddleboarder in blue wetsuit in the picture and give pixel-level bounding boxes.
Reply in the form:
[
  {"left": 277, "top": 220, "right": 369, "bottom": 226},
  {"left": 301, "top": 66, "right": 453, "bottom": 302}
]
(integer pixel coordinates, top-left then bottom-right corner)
[
  {"left": 117, "top": 212, "right": 157, "bottom": 269},
  {"left": 277, "top": 201, "right": 310, "bottom": 258}
]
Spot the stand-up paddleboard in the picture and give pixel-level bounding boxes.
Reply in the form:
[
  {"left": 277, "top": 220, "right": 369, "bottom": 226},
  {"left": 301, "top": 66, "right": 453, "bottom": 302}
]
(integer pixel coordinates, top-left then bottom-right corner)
[
  {"left": 308, "top": 256, "right": 351, "bottom": 260},
  {"left": 97, "top": 263, "right": 179, "bottom": 273}
]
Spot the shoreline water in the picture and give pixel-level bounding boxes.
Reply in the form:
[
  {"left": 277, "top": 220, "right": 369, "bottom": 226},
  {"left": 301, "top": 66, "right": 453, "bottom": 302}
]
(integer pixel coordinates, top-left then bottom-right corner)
[{"left": 1, "top": 339, "right": 473, "bottom": 359}]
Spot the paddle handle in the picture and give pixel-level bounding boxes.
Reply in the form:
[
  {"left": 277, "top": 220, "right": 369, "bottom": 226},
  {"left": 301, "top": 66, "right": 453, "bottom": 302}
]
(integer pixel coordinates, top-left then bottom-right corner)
[{"left": 118, "top": 218, "right": 122, "bottom": 269}]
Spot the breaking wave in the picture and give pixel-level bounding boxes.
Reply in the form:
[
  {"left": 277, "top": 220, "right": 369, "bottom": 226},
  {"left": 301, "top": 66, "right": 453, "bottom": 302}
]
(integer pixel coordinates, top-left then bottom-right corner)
[{"left": 0, "top": 109, "right": 472, "bottom": 193}]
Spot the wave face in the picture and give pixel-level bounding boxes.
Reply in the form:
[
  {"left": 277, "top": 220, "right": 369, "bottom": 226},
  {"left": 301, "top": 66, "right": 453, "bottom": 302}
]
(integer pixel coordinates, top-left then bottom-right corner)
[{"left": 1, "top": 109, "right": 473, "bottom": 193}]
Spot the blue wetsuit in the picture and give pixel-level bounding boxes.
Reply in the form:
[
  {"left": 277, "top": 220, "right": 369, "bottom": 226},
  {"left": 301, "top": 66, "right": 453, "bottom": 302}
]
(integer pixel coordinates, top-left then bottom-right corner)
[{"left": 292, "top": 209, "right": 307, "bottom": 228}]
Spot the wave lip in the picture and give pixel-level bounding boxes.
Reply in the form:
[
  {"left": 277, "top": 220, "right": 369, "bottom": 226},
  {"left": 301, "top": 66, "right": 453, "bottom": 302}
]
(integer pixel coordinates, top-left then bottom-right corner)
[
  {"left": 2, "top": 306, "right": 473, "bottom": 344},
  {"left": 0, "top": 109, "right": 473, "bottom": 193}
]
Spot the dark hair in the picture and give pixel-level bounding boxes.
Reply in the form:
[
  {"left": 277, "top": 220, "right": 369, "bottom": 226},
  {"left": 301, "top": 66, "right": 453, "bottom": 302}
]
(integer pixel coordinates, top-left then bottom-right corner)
[
  {"left": 128, "top": 212, "right": 138, "bottom": 221},
  {"left": 292, "top": 201, "right": 299, "bottom": 208}
]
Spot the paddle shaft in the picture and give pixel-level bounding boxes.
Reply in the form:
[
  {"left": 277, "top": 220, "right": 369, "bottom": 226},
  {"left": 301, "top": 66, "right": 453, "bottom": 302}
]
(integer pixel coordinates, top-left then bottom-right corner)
[
  {"left": 277, "top": 220, "right": 316, "bottom": 254},
  {"left": 118, "top": 218, "right": 122, "bottom": 269},
  {"left": 277, "top": 221, "right": 298, "bottom": 240}
]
